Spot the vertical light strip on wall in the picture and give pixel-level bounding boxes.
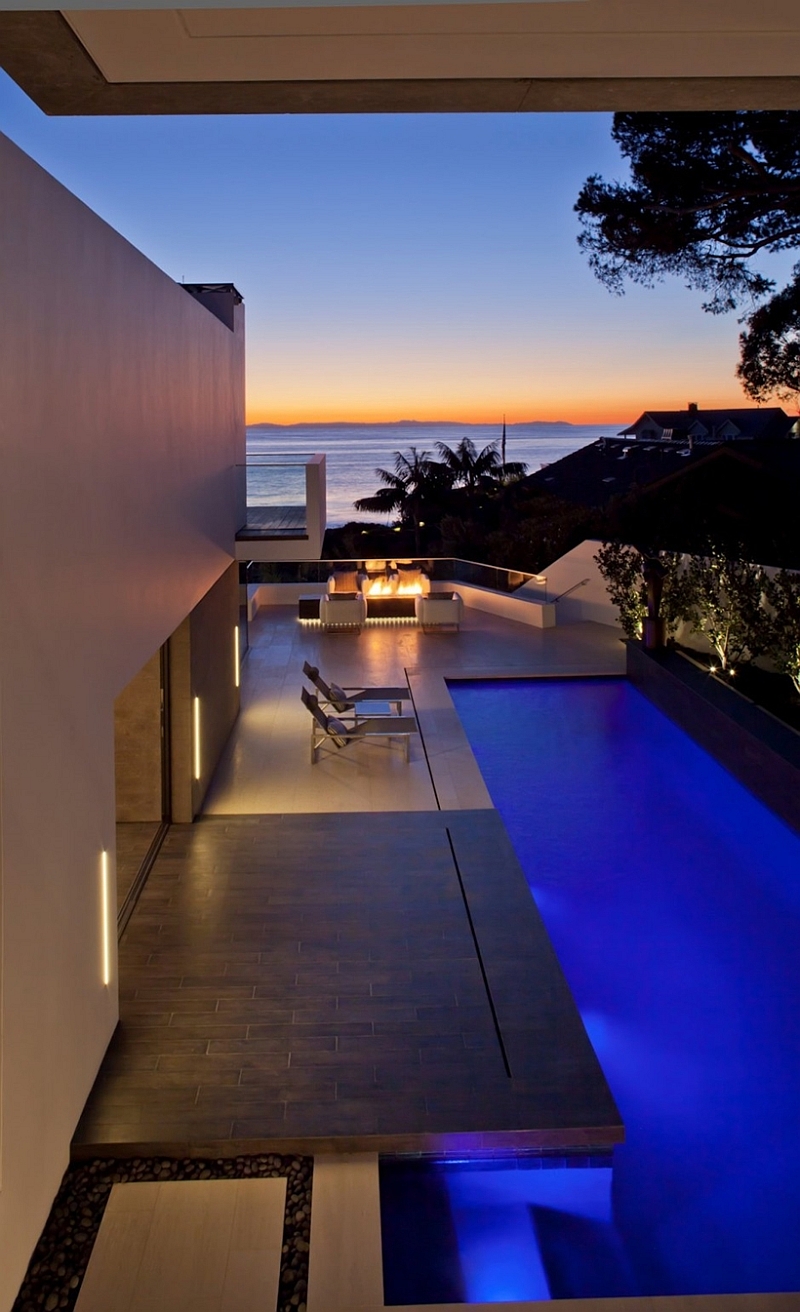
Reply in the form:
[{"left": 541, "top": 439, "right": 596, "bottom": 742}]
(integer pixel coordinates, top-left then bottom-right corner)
[
  {"left": 101, "top": 850, "right": 111, "bottom": 987},
  {"left": 234, "top": 624, "right": 240, "bottom": 689},
  {"left": 193, "top": 695, "right": 201, "bottom": 780}
]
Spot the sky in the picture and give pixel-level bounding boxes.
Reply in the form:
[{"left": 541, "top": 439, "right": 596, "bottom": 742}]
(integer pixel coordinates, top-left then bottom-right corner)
[{"left": 1, "top": 69, "right": 794, "bottom": 425}]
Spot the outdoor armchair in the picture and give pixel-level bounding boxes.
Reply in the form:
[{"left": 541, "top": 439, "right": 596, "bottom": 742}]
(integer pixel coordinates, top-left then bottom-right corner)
[{"left": 319, "top": 592, "right": 367, "bottom": 632}]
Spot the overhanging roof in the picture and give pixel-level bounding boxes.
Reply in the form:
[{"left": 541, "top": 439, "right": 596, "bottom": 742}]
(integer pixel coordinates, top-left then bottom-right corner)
[{"left": 2, "top": 0, "right": 800, "bottom": 114}]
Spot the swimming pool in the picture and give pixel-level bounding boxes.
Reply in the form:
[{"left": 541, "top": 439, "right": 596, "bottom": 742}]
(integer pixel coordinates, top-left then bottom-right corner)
[{"left": 382, "top": 677, "right": 800, "bottom": 1301}]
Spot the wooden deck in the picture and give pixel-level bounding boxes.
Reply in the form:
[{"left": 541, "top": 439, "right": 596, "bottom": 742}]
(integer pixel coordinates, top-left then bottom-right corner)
[
  {"left": 240, "top": 504, "right": 307, "bottom": 537},
  {"left": 73, "top": 809, "right": 622, "bottom": 1158}
]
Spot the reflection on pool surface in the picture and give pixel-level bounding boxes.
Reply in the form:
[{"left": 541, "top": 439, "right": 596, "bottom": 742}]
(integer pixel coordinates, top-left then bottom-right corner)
[{"left": 381, "top": 677, "right": 800, "bottom": 1302}]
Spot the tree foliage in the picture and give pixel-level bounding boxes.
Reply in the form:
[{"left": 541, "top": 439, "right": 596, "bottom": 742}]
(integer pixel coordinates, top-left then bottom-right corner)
[
  {"left": 576, "top": 112, "right": 800, "bottom": 399},
  {"left": 738, "top": 267, "right": 800, "bottom": 401},
  {"left": 353, "top": 447, "right": 450, "bottom": 550},
  {"left": 683, "top": 551, "right": 770, "bottom": 672},
  {"left": 764, "top": 569, "right": 800, "bottom": 694},
  {"left": 435, "top": 438, "right": 526, "bottom": 498},
  {"left": 594, "top": 543, "right": 690, "bottom": 640},
  {"left": 353, "top": 440, "right": 527, "bottom": 552},
  {"left": 595, "top": 542, "right": 647, "bottom": 638}
]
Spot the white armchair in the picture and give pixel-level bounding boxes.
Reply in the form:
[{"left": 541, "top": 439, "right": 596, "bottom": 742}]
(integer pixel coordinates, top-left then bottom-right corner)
[
  {"left": 319, "top": 592, "right": 367, "bottom": 632},
  {"left": 414, "top": 591, "right": 463, "bottom": 631}
]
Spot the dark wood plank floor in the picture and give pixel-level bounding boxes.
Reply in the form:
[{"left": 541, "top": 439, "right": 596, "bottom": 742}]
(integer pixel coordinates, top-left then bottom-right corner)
[
  {"left": 243, "top": 504, "right": 306, "bottom": 536},
  {"left": 73, "top": 811, "right": 622, "bottom": 1157}
]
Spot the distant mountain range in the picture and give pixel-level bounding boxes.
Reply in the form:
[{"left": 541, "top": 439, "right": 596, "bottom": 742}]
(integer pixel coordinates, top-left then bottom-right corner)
[{"left": 247, "top": 419, "right": 575, "bottom": 430}]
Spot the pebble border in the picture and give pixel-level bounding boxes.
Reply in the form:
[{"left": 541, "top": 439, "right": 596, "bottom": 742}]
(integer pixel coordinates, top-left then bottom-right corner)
[{"left": 11, "top": 1154, "right": 312, "bottom": 1312}]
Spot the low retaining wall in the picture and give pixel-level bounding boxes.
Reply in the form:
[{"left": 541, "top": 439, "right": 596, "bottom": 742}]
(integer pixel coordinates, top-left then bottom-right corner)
[{"left": 628, "top": 643, "right": 800, "bottom": 836}]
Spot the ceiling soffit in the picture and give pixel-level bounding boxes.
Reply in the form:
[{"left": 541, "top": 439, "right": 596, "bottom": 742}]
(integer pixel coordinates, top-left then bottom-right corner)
[{"left": 0, "top": 2, "right": 799, "bottom": 113}]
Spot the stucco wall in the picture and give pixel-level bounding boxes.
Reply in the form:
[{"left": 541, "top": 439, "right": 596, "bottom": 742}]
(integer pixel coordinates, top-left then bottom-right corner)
[
  {"left": 521, "top": 538, "right": 623, "bottom": 626},
  {"left": 0, "top": 133, "right": 244, "bottom": 1310}
]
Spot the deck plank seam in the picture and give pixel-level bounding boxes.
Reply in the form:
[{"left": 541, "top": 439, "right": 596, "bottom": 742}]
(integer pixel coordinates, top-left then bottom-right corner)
[{"left": 444, "top": 826, "right": 512, "bottom": 1080}]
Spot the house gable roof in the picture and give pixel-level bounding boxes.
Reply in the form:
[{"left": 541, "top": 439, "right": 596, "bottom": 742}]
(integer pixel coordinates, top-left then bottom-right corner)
[{"left": 619, "top": 408, "right": 794, "bottom": 440}]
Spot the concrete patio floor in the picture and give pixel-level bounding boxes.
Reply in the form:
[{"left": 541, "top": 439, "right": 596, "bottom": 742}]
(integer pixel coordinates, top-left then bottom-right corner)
[{"left": 203, "top": 605, "right": 625, "bottom": 816}]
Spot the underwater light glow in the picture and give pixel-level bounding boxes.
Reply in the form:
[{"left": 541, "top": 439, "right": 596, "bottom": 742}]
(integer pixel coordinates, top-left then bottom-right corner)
[{"left": 387, "top": 677, "right": 800, "bottom": 1301}]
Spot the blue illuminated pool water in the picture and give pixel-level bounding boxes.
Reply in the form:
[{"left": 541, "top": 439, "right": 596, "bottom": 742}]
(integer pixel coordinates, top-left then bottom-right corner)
[{"left": 382, "top": 678, "right": 800, "bottom": 1302}]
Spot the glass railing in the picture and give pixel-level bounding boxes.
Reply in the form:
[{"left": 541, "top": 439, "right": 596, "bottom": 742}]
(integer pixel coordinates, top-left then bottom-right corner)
[
  {"left": 237, "top": 456, "right": 316, "bottom": 538},
  {"left": 242, "top": 557, "right": 539, "bottom": 595}
]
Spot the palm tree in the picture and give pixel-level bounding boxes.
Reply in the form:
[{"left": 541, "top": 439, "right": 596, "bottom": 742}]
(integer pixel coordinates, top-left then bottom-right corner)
[
  {"left": 354, "top": 447, "right": 452, "bottom": 551},
  {"left": 435, "top": 438, "right": 526, "bottom": 500}
]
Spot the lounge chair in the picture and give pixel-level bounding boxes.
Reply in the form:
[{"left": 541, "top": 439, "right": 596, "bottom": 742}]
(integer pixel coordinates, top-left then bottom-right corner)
[
  {"left": 300, "top": 687, "right": 418, "bottom": 763},
  {"left": 302, "top": 661, "right": 411, "bottom": 716}
]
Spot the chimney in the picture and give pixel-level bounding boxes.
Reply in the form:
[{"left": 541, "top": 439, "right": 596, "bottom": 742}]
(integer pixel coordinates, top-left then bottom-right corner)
[
  {"left": 688, "top": 402, "right": 698, "bottom": 413},
  {"left": 182, "top": 282, "right": 243, "bottom": 331}
]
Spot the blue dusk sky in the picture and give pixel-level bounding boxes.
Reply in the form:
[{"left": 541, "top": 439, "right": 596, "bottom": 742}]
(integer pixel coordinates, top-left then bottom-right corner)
[{"left": 1, "top": 69, "right": 793, "bottom": 423}]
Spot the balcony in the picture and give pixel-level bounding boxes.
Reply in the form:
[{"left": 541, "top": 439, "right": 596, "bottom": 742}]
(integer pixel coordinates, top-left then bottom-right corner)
[{"left": 235, "top": 452, "right": 326, "bottom": 562}]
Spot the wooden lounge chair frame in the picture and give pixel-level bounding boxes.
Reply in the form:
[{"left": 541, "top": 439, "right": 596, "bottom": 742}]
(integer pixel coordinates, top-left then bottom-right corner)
[
  {"left": 300, "top": 687, "right": 418, "bottom": 763},
  {"left": 302, "top": 661, "right": 411, "bottom": 716}
]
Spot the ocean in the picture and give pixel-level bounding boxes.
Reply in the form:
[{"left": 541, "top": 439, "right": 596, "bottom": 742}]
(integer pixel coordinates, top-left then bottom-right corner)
[{"left": 246, "top": 421, "right": 621, "bottom": 525}]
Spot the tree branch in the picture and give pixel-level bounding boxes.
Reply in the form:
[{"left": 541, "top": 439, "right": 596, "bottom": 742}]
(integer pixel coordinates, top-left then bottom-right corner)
[{"left": 644, "top": 182, "right": 800, "bottom": 217}]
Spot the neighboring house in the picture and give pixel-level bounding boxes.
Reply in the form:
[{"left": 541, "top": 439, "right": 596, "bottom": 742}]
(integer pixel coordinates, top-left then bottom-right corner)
[
  {"left": 527, "top": 438, "right": 800, "bottom": 566},
  {"left": 527, "top": 437, "right": 711, "bottom": 508},
  {"left": 620, "top": 402, "right": 797, "bottom": 443}
]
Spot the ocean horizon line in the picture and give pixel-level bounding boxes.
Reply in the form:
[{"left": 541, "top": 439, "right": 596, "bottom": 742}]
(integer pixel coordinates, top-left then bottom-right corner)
[{"left": 246, "top": 418, "right": 615, "bottom": 430}]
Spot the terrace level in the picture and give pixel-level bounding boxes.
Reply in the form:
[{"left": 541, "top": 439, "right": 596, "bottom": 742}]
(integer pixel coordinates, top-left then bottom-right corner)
[{"left": 73, "top": 604, "right": 625, "bottom": 1159}]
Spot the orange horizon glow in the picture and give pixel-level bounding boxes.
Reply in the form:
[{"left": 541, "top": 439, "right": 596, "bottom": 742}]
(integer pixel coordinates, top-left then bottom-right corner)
[{"left": 245, "top": 390, "right": 776, "bottom": 428}]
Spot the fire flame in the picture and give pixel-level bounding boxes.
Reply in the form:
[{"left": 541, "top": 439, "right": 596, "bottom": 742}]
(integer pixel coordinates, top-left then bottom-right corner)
[{"left": 363, "top": 578, "right": 424, "bottom": 597}]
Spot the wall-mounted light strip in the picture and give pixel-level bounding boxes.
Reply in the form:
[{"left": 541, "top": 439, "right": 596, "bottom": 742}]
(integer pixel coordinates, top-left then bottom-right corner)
[
  {"left": 101, "top": 849, "right": 111, "bottom": 987},
  {"left": 193, "top": 695, "right": 201, "bottom": 780},
  {"left": 234, "top": 625, "right": 240, "bottom": 689}
]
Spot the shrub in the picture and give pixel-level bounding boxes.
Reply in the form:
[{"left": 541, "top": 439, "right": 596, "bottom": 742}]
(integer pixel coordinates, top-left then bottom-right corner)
[
  {"left": 595, "top": 542, "right": 647, "bottom": 638},
  {"left": 595, "top": 542, "right": 690, "bottom": 640},
  {"left": 684, "top": 550, "right": 770, "bottom": 672}
]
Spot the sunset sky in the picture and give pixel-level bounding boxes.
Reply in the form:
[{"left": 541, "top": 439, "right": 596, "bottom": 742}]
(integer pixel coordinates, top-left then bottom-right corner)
[{"left": 1, "top": 69, "right": 794, "bottom": 425}]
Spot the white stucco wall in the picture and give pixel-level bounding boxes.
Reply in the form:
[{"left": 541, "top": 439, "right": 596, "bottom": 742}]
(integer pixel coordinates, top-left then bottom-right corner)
[{"left": 0, "top": 133, "right": 244, "bottom": 1309}]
